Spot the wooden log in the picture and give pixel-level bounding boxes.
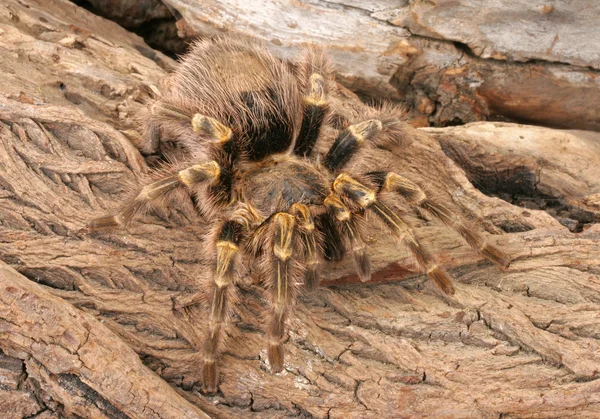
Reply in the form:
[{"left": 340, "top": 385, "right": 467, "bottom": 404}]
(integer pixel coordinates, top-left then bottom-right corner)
[
  {"left": 425, "top": 122, "right": 600, "bottom": 232},
  {"left": 1, "top": 0, "right": 600, "bottom": 418},
  {"left": 160, "top": 0, "right": 600, "bottom": 130},
  {"left": 0, "top": 262, "right": 211, "bottom": 419}
]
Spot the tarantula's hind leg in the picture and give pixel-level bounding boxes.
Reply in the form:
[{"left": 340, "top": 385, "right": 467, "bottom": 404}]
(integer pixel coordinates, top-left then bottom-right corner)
[
  {"left": 85, "top": 161, "right": 221, "bottom": 231},
  {"left": 369, "top": 171, "right": 511, "bottom": 269}
]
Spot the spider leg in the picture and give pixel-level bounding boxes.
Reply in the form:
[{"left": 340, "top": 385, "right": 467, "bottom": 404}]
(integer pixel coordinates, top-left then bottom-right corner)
[
  {"left": 324, "top": 120, "right": 382, "bottom": 172},
  {"left": 201, "top": 217, "right": 246, "bottom": 393},
  {"left": 323, "top": 105, "right": 411, "bottom": 172},
  {"left": 87, "top": 114, "right": 236, "bottom": 231},
  {"left": 314, "top": 213, "right": 346, "bottom": 261},
  {"left": 324, "top": 194, "right": 372, "bottom": 282},
  {"left": 149, "top": 104, "right": 235, "bottom": 145},
  {"left": 201, "top": 203, "right": 264, "bottom": 393},
  {"left": 266, "top": 212, "right": 299, "bottom": 372},
  {"left": 333, "top": 173, "right": 455, "bottom": 294},
  {"left": 290, "top": 203, "right": 322, "bottom": 292},
  {"left": 86, "top": 161, "right": 221, "bottom": 230},
  {"left": 294, "top": 49, "right": 331, "bottom": 157},
  {"left": 369, "top": 171, "right": 511, "bottom": 269}
]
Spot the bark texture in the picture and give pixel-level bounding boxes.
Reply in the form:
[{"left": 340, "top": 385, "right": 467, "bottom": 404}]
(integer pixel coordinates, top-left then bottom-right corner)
[
  {"left": 158, "top": 0, "right": 600, "bottom": 130},
  {"left": 1, "top": 1, "right": 600, "bottom": 418}
]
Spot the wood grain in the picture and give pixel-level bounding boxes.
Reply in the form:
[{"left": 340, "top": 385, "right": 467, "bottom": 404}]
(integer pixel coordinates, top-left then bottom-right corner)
[{"left": 1, "top": 1, "right": 599, "bottom": 418}]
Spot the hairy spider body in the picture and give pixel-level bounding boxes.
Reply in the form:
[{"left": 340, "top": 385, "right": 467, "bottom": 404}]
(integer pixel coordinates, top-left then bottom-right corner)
[{"left": 87, "top": 38, "right": 510, "bottom": 393}]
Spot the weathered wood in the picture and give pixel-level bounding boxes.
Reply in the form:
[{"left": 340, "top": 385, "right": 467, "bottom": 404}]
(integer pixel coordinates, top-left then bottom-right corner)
[
  {"left": 1, "top": 1, "right": 600, "bottom": 418},
  {"left": 0, "top": 261, "right": 211, "bottom": 419},
  {"left": 160, "top": 0, "right": 600, "bottom": 130},
  {"left": 425, "top": 122, "right": 600, "bottom": 232}
]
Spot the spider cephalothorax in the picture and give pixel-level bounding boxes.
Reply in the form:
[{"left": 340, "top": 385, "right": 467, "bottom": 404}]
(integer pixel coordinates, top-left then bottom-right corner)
[{"left": 87, "top": 38, "right": 510, "bottom": 393}]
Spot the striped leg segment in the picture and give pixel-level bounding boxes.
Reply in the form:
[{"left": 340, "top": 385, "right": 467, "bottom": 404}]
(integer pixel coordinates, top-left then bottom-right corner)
[
  {"left": 202, "top": 218, "right": 245, "bottom": 394},
  {"left": 87, "top": 112, "right": 233, "bottom": 231},
  {"left": 333, "top": 173, "right": 455, "bottom": 295},
  {"left": 267, "top": 213, "right": 297, "bottom": 372},
  {"left": 324, "top": 120, "right": 382, "bottom": 172},
  {"left": 372, "top": 171, "right": 510, "bottom": 269},
  {"left": 290, "top": 203, "right": 322, "bottom": 292},
  {"left": 87, "top": 161, "right": 221, "bottom": 230},
  {"left": 315, "top": 213, "right": 346, "bottom": 262},
  {"left": 150, "top": 104, "right": 234, "bottom": 146},
  {"left": 324, "top": 194, "right": 371, "bottom": 282},
  {"left": 323, "top": 105, "right": 413, "bottom": 173},
  {"left": 294, "top": 73, "right": 330, "bottom": 157},
  {"left": 369, "top": 201, "right": 455, "bottom": 295},
  {"left": 191, "top": 114, "right": 233, "bottom": 144}
]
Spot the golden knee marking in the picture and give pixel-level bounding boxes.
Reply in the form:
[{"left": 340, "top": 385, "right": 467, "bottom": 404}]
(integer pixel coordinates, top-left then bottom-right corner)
[
  {"left": 178, "top": 161, "right": 221, "bottom": 187},
  {"left": 192, "top": 114, "right": 233, "bottom": 143},
  {"left": 348, "top": 119, "right": 382, "bottom": 144},
  {"left": 289, "top": 203, "right": 314, "bottom": 231},
  {"left": 426, "top": 264, "right": 439, "bottom": 274},
  {"left": 214, "top": 240, "right": 238, "bottom": 287},
  {"left": 383, "top": 173, "right": 426, "bottom": 204},
  {"left": 273, "top": 213, "right": 295, "bottom": 261},
  {"left": 231, "top": 203, "right": 264, "bottom": 229},
  {"left": 324, "top": 194, "right": 351, "bottom": 222},
  {"left": 333, "top": 173, "right": 376, "bottom": 208},
  {"left": 304, "top": 73, "right": 327, "bottom": 106}
]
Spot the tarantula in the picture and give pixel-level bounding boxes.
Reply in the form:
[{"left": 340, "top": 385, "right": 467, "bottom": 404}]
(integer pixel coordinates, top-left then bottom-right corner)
[{"left": 87, "top": 38, "right": 510, "bottom": 393}]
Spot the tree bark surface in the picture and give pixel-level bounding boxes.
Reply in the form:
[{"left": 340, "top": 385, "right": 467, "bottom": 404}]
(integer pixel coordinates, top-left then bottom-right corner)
[{"left": 1, "top": 1, "right": 600, "bottom": 418}]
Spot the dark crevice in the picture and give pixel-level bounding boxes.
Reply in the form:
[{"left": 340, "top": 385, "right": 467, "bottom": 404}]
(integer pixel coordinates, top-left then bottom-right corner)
[
  {"left": 136, "top": 17, "right": 189, "bottom": 58},
  {"left": 439, "top": 141, "right": 598, "bottom": 233},
  {"left": 69, "top": 0, "right": 189, "bottom": 59}
]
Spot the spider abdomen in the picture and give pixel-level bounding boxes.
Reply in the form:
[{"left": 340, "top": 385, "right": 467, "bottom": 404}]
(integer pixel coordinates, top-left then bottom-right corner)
[{"left": 155, "top": 39, "right": 302, "bottom": 162}]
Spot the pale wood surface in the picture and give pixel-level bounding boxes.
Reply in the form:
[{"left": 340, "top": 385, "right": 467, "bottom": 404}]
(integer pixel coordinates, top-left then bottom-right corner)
[{"left": 161, "top": 0, "right": 600, "bottom": 131}]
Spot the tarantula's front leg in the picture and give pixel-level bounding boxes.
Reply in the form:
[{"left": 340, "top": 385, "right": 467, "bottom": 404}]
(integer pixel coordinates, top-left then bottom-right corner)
[
  {"left": 289, "top": 203, "right": 322, "bottom": 292},
  {"left": 87, "top": 113, "right": 233, "bottom": 231},
  {"left": 86, "top": 161, "right": 221, "bottom": 230},
  {"left": 202, "top": 205, "right": 263, "bottom": 393},
  {"left": 202, "top": 218, "right": 244, "bottom": 393},
  {"left": 334, "top": 174, "right": 455, "bottom": 294},
  {"left": 324, "top": 195, "right": 372, "bottom": 282},
  {"left": 266, "top": 212, "right": 299, "bottom": 372},
  {"left": 368, "top": 171, "right": 511, "bottom": 269}
]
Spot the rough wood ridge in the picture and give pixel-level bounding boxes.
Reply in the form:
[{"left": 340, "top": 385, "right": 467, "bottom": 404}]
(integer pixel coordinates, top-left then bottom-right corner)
[{"left": 1, "top": 1, "right": 600, "bottom": 418}]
